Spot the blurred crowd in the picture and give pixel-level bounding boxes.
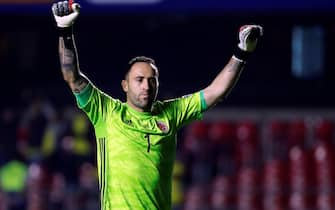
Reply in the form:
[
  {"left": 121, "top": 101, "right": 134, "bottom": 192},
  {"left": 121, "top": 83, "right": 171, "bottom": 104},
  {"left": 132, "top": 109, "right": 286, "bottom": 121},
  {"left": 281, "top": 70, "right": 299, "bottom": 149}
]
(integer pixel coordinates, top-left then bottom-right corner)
[
  {"left": 0, "top": 96, "right": 98, "bottom": 210},
  {"left": 173, "top": 114, "right": 335, "bottom": 210},
  {"left": 0, "top": 95, "right": 335, "bottom": 210}
]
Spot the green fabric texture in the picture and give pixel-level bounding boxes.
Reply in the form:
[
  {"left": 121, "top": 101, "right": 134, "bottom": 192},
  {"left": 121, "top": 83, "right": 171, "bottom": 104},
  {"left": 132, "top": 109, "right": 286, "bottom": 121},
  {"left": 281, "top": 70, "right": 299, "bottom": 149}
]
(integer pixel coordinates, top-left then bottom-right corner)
[
  {"left": 200, "top": 90, "right": 208, "bottom": 111},
  {"left": 74, "top": 83, "right": 93, "bottom": 107}
]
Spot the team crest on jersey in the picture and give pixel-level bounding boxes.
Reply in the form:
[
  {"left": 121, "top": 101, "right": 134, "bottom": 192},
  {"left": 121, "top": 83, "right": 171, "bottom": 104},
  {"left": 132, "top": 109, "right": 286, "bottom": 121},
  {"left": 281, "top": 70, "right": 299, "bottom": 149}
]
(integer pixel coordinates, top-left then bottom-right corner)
[{"left": 156, "top": 121, "right": 169, "bottom": 133}]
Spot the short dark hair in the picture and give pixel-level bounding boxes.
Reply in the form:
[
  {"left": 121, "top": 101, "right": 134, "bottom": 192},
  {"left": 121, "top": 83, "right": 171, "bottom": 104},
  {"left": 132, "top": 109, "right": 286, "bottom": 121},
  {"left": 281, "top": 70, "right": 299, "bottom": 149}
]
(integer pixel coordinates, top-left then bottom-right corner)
[
  {"left": 125, "top": 56, "right": 159, "bottom": 78},
  {"left": 128, "top": 56, "right": 156, "bottom": 67}
]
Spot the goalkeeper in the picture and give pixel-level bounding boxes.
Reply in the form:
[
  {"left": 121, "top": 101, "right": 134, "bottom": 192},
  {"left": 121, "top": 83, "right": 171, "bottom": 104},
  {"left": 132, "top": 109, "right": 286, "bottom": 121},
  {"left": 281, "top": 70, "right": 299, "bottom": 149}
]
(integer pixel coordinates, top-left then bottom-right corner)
[{"left": 52, "top": 1, "right": 263, "bottom": 210}]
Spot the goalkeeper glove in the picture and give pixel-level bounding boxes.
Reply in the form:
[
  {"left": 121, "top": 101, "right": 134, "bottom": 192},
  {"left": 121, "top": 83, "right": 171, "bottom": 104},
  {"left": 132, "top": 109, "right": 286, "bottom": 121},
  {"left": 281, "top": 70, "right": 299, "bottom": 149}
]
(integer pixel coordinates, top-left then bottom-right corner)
[
  {"left": 52, "top": 1, "right": 80, "bottom": 28},
  {"left": 234, "top": 25, "right": 263, "bottom": 62}
]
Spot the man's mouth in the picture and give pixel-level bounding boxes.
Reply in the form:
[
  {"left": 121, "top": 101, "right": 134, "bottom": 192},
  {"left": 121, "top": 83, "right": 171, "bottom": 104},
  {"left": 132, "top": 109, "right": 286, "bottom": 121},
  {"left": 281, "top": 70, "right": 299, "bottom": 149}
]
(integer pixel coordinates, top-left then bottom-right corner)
[{"left": 140, "top": 92, "right": 150, "bottom": 97}]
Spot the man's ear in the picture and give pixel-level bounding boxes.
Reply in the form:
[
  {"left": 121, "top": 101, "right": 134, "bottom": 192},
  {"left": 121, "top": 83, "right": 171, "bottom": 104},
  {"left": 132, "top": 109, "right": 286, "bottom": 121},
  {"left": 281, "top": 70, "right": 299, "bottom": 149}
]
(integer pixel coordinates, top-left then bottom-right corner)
[{"left": 121, "top": 80, "right": 128, "bottom": 92}]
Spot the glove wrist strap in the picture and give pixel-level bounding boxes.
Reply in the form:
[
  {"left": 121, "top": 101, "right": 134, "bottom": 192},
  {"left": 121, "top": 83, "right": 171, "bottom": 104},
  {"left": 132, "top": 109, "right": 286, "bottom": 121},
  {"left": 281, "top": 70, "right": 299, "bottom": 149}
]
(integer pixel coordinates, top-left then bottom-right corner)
[
  {"left": 58, "top": 26, "right": 73, "bottom": 38},
  {"left": 58, "top": 26, "right": 75, "bottom": 49},
  {"left": 233, "top": 47, "right": 251, "bottom": 62}
]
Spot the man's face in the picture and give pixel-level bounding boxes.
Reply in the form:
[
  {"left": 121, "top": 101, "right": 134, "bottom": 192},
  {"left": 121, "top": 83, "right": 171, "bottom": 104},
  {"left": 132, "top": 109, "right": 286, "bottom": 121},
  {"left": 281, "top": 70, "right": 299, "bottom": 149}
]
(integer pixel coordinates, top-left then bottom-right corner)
[{"left": 122, "top": 62, "right": 159, "bottom": 112}]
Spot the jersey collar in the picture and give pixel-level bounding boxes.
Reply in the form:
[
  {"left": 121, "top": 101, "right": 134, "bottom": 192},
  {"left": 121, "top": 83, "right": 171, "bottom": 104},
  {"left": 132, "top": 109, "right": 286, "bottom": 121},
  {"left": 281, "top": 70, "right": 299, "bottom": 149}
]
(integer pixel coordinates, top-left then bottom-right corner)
[{"left": 125, "top": 103, "right": 153, "bottom": 117}]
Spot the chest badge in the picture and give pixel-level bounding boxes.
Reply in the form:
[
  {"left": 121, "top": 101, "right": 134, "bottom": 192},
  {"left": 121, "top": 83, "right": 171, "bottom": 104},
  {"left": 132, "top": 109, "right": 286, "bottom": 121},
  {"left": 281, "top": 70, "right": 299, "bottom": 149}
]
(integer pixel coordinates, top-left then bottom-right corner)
[{"left": 156, "top": 121, "right": 169, "bottom": 133}]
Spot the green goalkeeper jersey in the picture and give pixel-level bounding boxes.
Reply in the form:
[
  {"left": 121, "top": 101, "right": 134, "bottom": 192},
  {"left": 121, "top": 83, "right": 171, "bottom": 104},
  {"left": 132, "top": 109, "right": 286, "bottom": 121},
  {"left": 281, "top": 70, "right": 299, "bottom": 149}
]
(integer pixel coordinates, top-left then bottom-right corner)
[{"left": 74, "top": 83, "right": 206, "bottom": 210}]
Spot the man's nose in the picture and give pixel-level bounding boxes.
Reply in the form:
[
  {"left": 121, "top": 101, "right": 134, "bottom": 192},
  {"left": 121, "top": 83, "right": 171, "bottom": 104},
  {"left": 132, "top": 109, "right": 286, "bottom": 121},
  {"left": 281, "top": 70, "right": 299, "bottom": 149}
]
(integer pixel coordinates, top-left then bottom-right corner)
[{"left": 142, "top": 79, "right": 150, "bottom": 90}]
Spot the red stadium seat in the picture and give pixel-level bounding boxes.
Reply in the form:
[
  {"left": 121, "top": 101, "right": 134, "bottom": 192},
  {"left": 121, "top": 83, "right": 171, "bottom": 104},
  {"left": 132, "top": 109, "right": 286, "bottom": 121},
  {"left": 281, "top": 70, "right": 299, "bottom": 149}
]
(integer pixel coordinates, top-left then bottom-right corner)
[
  {"left": 184, "top": 185, "right": 209, "bottom": 210},
  {"left": 186, "top": 121, "right": 209, "bottom": 140},
  {"left": 263, "top": 159, "right": 288, "bottom": 193},
  {"left": 182, "top": 121, "right": 209, "bottom": 154},
  {"left": 288, "top": 146, "right": 315, "bottom": 193},
  {"left": 237, "top": 167, "right": 260, "bottom": 194},
  {"left": 207, "top": 121, "right": 236, "bottom": 175},
  {"left": 208, "top": 121, "right": 236, "bottom": 144},
  {"left": 236, "top": 120, "right": 258, "bottom": 144},
  {"left": 268, "top": 120, "right": 289, "bottom": 140},
  {"left": 266, "top": 120, "right": 290, "bottom": 159},
  {"left": 210, "top": 175, "right": 235, "bottom": 210},
  {"left": 263, "top": 193, "right": 287, "bottom": 210},
  {"left": 316, "top": 192, "right": 335, "bottom": 210},
  {"left": 237, "top": 193, "right": 261, "bottom": 210},
  {"left": 314, "top": 119, "right": 334, "bottom": 144},
  {"left": 288, "top": 119, "right": 306, "bottom": 147},
  {"left": 235, "top": 121, "right": 260, "bottom": 167},
  {"left": 313, "top": 142, "right": 335, "bottom": 192},
  {"left": 288, "top": 192, "right": 314, "bottom": 210},
  {"left": 236, "top": 167, "right": 262, "bottom": 209},
  {"left": 263, "top": 159, "right": 288, "bottom": 210}
]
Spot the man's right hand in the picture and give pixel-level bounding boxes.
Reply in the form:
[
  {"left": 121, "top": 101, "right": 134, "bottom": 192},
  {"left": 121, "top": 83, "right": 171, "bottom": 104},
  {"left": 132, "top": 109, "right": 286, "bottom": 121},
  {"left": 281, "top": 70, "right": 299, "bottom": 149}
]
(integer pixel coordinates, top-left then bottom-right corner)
[
  {"left": 52, "top": 1, "right": 80, "bottom": 28},
  {"left": 237, "top": 25, "right": 263, "bottom": 52}
]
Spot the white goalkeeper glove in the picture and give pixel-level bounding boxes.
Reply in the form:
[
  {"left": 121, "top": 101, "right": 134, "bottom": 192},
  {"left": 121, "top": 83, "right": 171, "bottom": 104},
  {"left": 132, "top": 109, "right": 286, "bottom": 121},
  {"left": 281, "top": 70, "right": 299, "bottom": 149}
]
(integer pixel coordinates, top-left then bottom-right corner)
[
  {"left": 238, "top": 25, "right": 263, "bottom": 52},
  {"left": 52, "top": 1, "right": 81, "bottom": 28},
  {"left": 234, "top": 24, "right": 263, "bottom": 62}
]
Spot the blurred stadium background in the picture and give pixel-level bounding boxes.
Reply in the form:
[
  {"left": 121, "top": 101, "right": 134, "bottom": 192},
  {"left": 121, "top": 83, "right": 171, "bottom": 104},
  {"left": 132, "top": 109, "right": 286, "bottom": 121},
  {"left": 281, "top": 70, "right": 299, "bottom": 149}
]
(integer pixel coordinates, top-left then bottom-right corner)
[{"left": 0, "top": 0, "right": 335, "bottom": 209}]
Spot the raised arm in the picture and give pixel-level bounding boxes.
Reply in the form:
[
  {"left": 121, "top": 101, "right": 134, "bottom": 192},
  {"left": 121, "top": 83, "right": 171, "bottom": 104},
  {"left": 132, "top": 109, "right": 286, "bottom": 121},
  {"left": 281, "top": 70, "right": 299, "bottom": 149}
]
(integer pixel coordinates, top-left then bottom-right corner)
[
  {"left": 52, "top": 1, "right": 88, "bottom": 93},
  {"left": 203, "top": 25, "right": 263, "bottom": 108}
]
